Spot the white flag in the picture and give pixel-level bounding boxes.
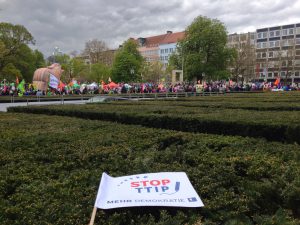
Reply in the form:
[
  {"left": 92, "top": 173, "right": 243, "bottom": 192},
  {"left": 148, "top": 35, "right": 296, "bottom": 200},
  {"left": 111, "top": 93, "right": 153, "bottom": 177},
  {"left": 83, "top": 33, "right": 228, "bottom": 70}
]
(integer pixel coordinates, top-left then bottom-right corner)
[
  {"left": 94, "top": 172, "right": 204, "bottom": 209},
  {"left": 49, "top": 74, "right": 59, "bottom": 89}
]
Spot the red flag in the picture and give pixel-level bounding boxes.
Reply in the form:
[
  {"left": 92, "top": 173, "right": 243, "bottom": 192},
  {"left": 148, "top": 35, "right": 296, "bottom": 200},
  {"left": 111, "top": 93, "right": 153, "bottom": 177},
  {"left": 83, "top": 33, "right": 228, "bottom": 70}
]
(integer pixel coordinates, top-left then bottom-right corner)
[
  {"left": 58, "top": 81, "right": 66, "bottom": 91},
  {"left": 274, "top": 77, "right": 280, "bottom": 86},
  {"left": 256, "top": 64, "right": 260, "bottom": 78}
]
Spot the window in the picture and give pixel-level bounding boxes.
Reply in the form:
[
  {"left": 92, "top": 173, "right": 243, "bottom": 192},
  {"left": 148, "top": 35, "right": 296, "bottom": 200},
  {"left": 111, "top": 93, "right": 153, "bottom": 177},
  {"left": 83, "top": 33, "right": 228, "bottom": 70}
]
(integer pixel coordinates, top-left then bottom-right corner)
[
  {"left": 269, "top": 41, "right": 275, "bottom": 48},
  {"left": 296, "top": 38, "right": 300, "bottom": 45},
  {"left": 257, "top": 32, "right": 267, "bottom": 39},
  {"left": 256, "top": 42, "right": 262, "bottom": 48},
  {"left": 260, "top": 63, "right": 267, "bottom": 68},
  {"left": 288, "top": 39, "right": 294, "bottom": 46},
  {"left": 268, "top": 72, "right": 273, "bottom": 78},
  {"left": 165, "top": 49, "right": 168, "bottom": 53},
  {"left": 262, "top": 42, "right": 267, "bottom": 48},
  {"left": 270, "top": 30, "right": 281, "bottom": 37},
  {"left": 282, "top": 40, "right": 289, "bottom": 46},
  {"left": 296, "top": 50, "right": 300, "bottom": 56},
  {"left": 294, "top": 60, "right": 300, "bottom": 66},
  {"left": 256, "top": 52, "right": 261, "bottom": 59},
  {"left": 169, "top": 48, "right": 173, "bottom": 53},
  {"left": 282, "top": 29, "right": 288, "bottom": 36},
  {"left": 257, "top": 33, "right": 262, "bottom": 39},
  {"left": 262, "top": 52, "right": 267, "bottom": 58},
  {"left": 280, "top": 71, "right": 286, "bottom": 77},
  {"left": 268, "top": 51, "right": 274, "bottom": 58},
  {"left": 164, "top": 56, "right": 168, "bottom": 60},
  {"left": 274, "top": 72, "right": 279, "bottom": 77},
  {"left": 282, "top": 60, "right": 287, "bottom": 67},
  {"left": 281, "top": 50, "right": 288, "bottom": 57},
  {"left": 260, "top": 72, "right": 265, "bottom": 78},
  {"left": 289, "top": 28, "right": 294, "bottom": 35},
  {"left": 295, "top": 71, "right": 300, "bottom": 76},
  {"left": 296, "top": 27, "right": 300, "bottom": 34}
]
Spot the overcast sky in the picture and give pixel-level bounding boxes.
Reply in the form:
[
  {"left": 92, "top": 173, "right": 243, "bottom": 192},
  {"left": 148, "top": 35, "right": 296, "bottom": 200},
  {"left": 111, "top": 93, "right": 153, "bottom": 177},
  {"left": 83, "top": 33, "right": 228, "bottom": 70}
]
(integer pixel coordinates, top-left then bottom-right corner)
[{"left": 1, "top": 0, "right": 300, "bottom": 57}]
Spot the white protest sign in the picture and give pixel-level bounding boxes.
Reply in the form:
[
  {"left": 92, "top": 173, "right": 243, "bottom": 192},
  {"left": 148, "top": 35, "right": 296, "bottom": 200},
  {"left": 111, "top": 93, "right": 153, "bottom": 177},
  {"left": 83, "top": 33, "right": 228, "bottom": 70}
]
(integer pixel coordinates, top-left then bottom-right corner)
[
  {"left": 94, "top": 172, "right": 204, "bottom": 209},
  {"left": 49, "top": 74, "right": 59, "bottom": 89}
]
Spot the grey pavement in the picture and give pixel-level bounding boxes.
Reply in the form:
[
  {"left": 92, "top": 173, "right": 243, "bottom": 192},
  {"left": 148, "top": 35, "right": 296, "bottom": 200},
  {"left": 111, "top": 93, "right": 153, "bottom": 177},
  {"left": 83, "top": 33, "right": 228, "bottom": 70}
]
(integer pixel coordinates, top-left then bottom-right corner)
[{"left": 0, "top": 100, "right": 87, "bottom": 112}]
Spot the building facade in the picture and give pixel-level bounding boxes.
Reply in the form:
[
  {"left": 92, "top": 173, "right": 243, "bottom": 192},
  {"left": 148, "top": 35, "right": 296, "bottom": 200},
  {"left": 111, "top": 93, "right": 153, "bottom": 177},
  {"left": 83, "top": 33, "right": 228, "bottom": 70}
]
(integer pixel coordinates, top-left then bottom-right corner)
[
  {"left": 137, "top": 31, "right": 185, "bottom": 68},
  {"left": 256, "top": 23, "right": 300, "bottom": 83}
]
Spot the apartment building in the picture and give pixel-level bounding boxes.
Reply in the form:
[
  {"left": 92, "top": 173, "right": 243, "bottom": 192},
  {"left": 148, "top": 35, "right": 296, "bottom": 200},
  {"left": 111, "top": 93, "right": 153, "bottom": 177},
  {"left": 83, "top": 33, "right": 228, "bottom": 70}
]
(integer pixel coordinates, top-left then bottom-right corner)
[
  {"left": 256, "top": 23, "right": 300, "bottom": 83},
  {"left": 137, "top": 31, "right": 185, "bottom": 67}
]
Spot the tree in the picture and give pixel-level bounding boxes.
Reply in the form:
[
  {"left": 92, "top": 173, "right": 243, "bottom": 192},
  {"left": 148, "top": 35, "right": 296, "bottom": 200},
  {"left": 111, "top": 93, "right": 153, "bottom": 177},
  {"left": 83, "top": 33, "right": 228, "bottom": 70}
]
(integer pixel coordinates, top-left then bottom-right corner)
[
  {"left": 141, "top": 61, "right": 164, "bottom": 82},
  {"left": 0, "top": 41, "right": 8, "bottom": 62},
  {"left": 83, "top": 39, "right": 108, "bottom": 64},
  {"left": 0, "top": 22, "right": 44, "bottom": 82},
  {"left": 177, "top": 16, "right": 235, "bottom": 81},
  {"left": 89, "top": 63, "right": 111, "bottom": 83},
  {"left": 228, "top": 33, "right": 256, "bottom": 82},
  {"left": 0, "top": 22, "right": 35, "bottom": 71},
  {"left": 0, "top": 63, "right": 21, "bottom": 81},
  {"left": 13, "top": 44, "right": 37, "bottom": 82},
  {"left": 33, "top": 50, "right": 46, "bottom": 69},
  {"left": 70, "top": 58, "right": 89, "bottom": 81},
  {"left": 230, "top": 44, "right": 255, "bottom": 82},
  {"left": 112, "top": 39, "right": 144, "bottom": 82}
]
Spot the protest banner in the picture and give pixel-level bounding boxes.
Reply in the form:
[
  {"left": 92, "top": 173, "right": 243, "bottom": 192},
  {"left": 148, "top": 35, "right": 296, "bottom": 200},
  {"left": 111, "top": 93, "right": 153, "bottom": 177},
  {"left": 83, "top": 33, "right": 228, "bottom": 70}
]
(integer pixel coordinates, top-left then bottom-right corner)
[
  {"left": 49, "top": 74, "right": 59, "bottom": 89},
  {"left": 89, "top": 172, "right": 203, "bottom": 224}
]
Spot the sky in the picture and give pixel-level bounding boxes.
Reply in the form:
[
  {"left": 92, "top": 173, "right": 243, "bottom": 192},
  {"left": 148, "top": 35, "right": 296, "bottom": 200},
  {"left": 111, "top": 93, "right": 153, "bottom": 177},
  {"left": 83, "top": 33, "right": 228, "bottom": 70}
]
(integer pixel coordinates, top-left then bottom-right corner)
[{"left": 1, "top": 0, "right": 300, "bottom": 57}]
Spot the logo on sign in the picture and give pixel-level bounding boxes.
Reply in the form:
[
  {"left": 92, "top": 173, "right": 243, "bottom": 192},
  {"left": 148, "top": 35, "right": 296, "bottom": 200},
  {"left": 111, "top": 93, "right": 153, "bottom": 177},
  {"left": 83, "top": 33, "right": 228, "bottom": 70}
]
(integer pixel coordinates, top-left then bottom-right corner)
[{"left": 118, "top": 176, "right": 180, "bottom": 195}]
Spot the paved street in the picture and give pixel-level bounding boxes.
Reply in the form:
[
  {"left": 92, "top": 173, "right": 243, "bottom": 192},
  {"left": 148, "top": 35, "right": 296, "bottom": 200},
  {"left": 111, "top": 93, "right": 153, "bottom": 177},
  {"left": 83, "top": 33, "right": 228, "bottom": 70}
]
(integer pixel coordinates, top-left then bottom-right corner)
[{"left": 0, "top": 100, "right": 87, "bottom": 112}]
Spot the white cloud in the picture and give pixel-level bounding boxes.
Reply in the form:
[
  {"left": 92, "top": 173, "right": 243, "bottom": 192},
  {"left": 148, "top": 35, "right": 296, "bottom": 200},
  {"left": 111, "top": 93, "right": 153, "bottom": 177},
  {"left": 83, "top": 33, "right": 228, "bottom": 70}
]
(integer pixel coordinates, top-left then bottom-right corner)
[{"left": 1, "top": 0, "right": 300, "bottom": 57}]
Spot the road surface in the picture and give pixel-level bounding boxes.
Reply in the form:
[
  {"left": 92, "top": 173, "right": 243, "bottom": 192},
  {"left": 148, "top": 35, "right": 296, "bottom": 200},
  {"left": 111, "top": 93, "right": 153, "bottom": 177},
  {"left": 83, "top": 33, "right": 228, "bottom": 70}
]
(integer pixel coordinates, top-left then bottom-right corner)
[{"left": 0, "top": 100, "right": 87, "bottom": 112}]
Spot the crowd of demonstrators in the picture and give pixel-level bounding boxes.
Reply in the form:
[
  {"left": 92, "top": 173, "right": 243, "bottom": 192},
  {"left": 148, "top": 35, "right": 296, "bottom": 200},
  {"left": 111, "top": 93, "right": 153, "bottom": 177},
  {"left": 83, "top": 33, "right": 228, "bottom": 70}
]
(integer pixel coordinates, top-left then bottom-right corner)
[{"left": 1, "top": 79, "right": 300, "bottom": 97}]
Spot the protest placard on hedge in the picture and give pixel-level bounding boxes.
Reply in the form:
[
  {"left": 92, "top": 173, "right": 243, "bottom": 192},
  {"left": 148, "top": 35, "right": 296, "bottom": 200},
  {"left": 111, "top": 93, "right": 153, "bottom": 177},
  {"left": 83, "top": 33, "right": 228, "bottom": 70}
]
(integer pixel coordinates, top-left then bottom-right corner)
[{"left": 94, "top": 172, "right": 204, "bottom": 209}]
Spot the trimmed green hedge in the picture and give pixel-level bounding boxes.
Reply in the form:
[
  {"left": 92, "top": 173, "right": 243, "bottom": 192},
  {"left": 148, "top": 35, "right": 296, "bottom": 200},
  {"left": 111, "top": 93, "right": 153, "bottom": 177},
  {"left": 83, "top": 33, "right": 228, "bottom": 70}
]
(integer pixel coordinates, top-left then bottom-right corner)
[
  {"left": 98, "top": 99, "right": 300, "bottom": 111},
  {"left": 8, "top": 103, "right": 300, "bottom": 144},
  {"left": 0, "top": 113, "right": 299, "bottom": 224}
]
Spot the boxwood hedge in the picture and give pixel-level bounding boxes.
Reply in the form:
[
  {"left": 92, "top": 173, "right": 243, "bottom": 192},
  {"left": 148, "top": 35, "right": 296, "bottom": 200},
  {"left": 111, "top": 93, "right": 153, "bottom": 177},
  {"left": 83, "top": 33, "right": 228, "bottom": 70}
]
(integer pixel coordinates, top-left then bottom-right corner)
[
  {"left": 0, "top": 113, "right": 299, "bottom": 225},
  {"left": 8, "top": 102, "right": 300, "bottom": 144}
]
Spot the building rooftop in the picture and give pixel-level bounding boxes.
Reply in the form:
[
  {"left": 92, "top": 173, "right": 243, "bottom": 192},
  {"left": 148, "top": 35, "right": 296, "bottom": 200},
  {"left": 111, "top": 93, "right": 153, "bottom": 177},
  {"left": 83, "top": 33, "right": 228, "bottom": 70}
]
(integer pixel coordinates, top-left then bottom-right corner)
[{"left": 137, "top": 31, "right": 185, "bottom": 47}]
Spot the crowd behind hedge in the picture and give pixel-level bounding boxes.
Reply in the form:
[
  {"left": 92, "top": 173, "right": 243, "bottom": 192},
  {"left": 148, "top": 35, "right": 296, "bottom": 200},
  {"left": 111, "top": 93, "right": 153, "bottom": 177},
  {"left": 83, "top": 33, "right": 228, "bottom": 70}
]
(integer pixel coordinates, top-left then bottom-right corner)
[{"left": 1, "top": 79, "right": 300, "bottom": 96}]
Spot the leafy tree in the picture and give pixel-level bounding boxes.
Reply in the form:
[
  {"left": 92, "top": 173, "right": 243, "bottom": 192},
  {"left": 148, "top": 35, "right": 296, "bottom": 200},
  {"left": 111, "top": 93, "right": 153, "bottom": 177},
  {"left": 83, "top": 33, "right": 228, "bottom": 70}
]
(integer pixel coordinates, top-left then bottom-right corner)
[
  {"left": 70, "top": 58, "right": 89, "bottom": 81},
  {"left": 141, "top": 61, "right": 164, "bottom": 82},
  {"left": 14, "top": 44, "right": 38, "bottom": 82},
  {"left": 0, "top": 41, "right": 8, "bottom": 61},
  {"left": 89, "top": 63, "right": 111, "bottom": 83},
  {"left": 0, "top": 22, "right": 35, "bottom": 71},
  {"left": 0, "top": 63, "right": 21, "bottom": 81},
  {"left": 0, "top": 22, "right": 45, "bottom": 82},
  {"left": 33, "top": 50, "right": 46, "bottom": 68},
  {"left": 177, "top": 16, "right": 235, "bottom": 81},
  {"left": 112, "top": 39, "right": 143, "bottom": 82}
]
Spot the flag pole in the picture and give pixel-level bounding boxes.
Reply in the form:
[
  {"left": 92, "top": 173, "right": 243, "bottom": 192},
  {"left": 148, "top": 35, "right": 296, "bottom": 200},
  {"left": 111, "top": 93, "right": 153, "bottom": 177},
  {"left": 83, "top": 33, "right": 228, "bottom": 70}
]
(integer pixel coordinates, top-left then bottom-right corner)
[{"left": 89, "top": 207, "right": 97, "bottom": 225}]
